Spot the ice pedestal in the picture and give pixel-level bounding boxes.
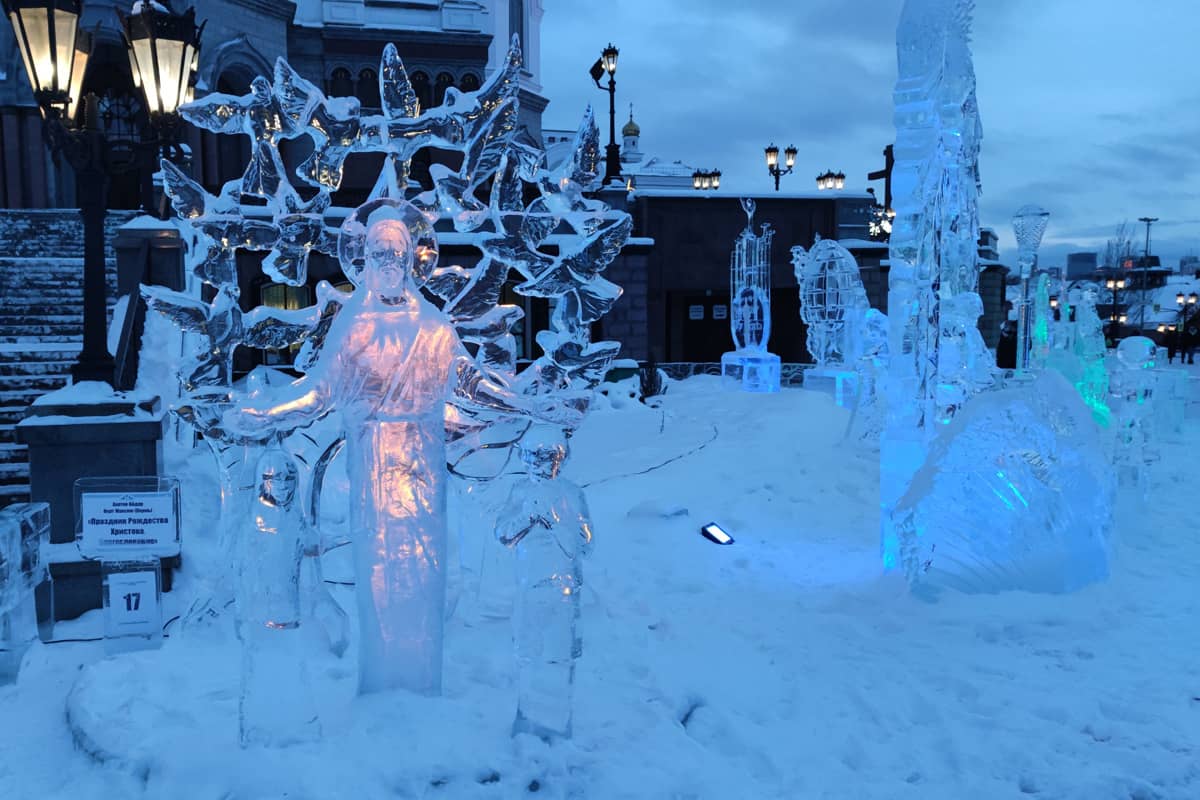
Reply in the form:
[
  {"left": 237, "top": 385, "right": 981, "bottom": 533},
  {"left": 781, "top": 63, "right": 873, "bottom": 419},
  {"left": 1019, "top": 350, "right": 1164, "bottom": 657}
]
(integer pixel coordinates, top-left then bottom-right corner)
[
  {"left": 804, "top": 367, "right": 858, "bottom": 407},
  {"left": 720, "top": 350, "right": 781, "bottom": 393}
]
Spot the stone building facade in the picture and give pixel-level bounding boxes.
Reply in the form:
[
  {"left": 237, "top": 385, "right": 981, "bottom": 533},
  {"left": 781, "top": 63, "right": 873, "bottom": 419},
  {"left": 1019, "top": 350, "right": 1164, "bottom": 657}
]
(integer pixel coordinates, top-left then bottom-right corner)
[{"left": 0, "top": 0, "right": 546, "bottom": 211}]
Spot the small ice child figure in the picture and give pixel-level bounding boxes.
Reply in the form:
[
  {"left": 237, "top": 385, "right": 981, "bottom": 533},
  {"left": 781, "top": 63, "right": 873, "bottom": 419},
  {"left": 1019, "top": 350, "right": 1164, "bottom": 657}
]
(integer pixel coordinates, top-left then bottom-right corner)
[
  {"left": 1110, "top": 337, "right": 1159, "bottom": 485},
  {"left": 496, "top": 426, "right": 594, "bottom": 741},
  {"left": 237, "top": 441, "right": 321, "bottom": 747}
]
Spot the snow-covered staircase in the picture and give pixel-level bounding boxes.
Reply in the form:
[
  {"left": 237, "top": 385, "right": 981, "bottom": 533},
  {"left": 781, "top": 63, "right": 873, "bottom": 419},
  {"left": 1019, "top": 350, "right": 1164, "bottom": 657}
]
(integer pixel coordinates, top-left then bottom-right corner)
[{"left": 0, "top": 210, "right": 132, "bottom": 506}]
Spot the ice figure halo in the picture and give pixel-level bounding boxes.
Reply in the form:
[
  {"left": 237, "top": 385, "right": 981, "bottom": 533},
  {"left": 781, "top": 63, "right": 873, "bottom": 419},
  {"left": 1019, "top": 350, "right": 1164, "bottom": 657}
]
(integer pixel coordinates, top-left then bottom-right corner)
[{"left": 338, "top": 198, "right": 440, "bottom": 289}]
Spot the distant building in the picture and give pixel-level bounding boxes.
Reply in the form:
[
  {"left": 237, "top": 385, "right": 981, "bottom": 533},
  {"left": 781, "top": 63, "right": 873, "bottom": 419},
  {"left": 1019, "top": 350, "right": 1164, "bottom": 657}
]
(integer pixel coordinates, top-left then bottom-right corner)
[
  {"left": 1067, "top": 251, "right": 1097, "bottom": 279},
  {"left": 1180, "top": 255, "right": 1200, "bottom": 274}
]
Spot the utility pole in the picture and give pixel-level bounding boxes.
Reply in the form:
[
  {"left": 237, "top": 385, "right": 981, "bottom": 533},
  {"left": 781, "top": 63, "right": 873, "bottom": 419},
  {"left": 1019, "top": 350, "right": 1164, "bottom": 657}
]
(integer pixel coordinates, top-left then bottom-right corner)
[{"left": 1138, "top": 216, "right": 1158, "bottom": 330}]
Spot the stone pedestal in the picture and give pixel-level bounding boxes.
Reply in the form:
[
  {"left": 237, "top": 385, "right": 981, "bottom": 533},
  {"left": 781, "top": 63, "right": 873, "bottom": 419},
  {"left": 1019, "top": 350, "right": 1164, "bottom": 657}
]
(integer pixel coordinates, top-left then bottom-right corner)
[
  {"left": 720, "top": 350, "right": 781, "bottom": 393},
  {"left": 15, "top": 387, "right": 170, "bottom": 620}
]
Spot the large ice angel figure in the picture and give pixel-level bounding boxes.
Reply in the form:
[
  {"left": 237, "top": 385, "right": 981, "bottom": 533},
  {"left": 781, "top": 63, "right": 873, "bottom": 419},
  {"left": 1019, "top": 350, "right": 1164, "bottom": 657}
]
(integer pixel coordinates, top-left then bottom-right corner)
[
  {"left": 0, "top": 503, "right": 49, "bottom": 685},
  {"left": 892, "top": 370, "right": 1113, "bottom": 596},
  {"left": 796, "top": 237, "right": 869, "bottom": 366},
  {"left": 238, "top": 441, "right": 321, "bottom": 746},
  {"left": 224, "top": 200, "right": 582, "bottom": 696},
  {"left": 496, "top": 426, "right": 594, "bottom": 741}
]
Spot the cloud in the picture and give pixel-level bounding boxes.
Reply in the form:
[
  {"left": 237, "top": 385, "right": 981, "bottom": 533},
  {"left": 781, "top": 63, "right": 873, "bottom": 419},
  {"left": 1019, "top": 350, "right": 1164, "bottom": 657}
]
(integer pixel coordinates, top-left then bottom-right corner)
[{"left": 539, "top": 0, "right": 1200, "bottom": 269}]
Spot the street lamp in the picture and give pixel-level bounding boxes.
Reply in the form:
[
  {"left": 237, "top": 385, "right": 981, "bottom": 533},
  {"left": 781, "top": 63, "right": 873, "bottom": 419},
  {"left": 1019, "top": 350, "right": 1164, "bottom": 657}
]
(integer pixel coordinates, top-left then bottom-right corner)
[
  {"left": 2, "top": 0, "right": 203, "bottom": 385},
  {"left": 1104, "top": 276, "right": 1126, "bottom": 343},
  {"left": 1174, "top": 291, "right": 1198, "bottom": 359},
  {"left": 692, "top": 169, "right": 720, "bottom": 191},
  {"left": 815, "top": 169, "right": 845, "bottom": 190},
  {"left": 765, "top": 143, "right": 796, "bottom": 191},
  {"left": 589, "top": 42, "right": 621, "bottom": 185}
]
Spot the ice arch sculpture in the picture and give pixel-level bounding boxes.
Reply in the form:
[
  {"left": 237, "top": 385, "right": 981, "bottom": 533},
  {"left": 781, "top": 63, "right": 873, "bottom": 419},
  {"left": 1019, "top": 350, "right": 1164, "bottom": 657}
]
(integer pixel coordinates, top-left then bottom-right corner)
[{"left": 143, "top": 36, "right": 631, "bottom": 701}]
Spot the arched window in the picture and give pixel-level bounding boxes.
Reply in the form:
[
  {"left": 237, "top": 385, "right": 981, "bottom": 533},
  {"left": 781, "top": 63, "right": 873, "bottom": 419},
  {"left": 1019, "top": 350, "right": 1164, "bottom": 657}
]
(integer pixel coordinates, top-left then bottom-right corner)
[
  {"left": 459, "top": 72, "right": 480, "bottom": 92},
  {"left": 411, "top": 71, "right": 432, "bottom": 111},
  {"left": 434, "top": 72, "right": 454, "bottom": 106},
  {"left": 357, "top": 68, "right": 380, "bottom": 109},
  {"left": 509, "top": 0, "right": 525, "bottom": 48},
  {"left": 329, "top": 67, "right": 353, "bottom": 97}
]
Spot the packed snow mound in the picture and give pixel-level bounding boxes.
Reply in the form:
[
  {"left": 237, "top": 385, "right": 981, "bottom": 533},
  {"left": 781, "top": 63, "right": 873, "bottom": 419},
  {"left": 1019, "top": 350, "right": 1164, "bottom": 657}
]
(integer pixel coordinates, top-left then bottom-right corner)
[{"left": 894, "top": 370, "right": 1114, "bottom": 596}]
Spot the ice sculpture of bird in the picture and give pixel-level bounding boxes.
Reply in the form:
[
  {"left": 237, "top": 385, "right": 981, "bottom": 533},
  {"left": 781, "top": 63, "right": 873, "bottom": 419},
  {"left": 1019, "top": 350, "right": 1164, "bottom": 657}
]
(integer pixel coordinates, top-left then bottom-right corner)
[{"left": 141, "top": 284, "right": 321, "bottom": 394}]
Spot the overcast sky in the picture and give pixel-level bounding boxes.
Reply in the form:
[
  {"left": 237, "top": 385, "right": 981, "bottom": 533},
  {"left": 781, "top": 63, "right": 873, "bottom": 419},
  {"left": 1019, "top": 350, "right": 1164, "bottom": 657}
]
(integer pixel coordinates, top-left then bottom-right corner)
[{"left": 539, "top": 0, "right": 1200, "bottom": 269}]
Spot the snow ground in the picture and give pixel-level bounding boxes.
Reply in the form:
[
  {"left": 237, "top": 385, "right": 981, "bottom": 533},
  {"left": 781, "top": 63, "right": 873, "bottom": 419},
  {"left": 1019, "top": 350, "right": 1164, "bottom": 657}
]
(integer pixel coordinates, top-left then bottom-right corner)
[{"left": 1, "top": 372, "right": 1198, "bottom": 799}]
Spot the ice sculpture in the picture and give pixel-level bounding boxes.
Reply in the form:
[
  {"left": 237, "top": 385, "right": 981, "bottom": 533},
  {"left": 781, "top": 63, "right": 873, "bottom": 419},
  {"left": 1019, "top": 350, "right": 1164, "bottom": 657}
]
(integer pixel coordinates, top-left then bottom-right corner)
[
  {"left": 796, "top": 236, "right": 870, "bottom": 406},
  {"left": 0, "top": 503, "right": 49, "bottom": 685},
  {"left": 224, "top": 203, "right": 585, "bottom": 696},
  {"left": 496, "top": 426, "right": 594, "bottom": 740},
  {"left": 1012, "top": 205, "right": 1050, "bottom": 371},
  {"left": 1030, "top": 273, "right": 1052, "bottom": 370},
  {"left": 845, "top": 308, "right": 889, "bottom": 443},
  {"left": 892, "top": 370, "right": 1113, "bottom": 596},
  {"left": 1072, "top": 288, "right": 1110, "bottom": 425},
  {"left": 882, "top": 0, "right": 986, "bottom": 568},
  {"left": 721, "top": 199, "right": 780, "bottom": 392},
  {"left": 1110, "top": 336, "right": 1159, "bottom": 486},
  {"left": 796, "top": 236, "right": 869, "bottom": 366},
  {"left": 237, "top": 441, "right": 320, "bottom": 746},
  {"left": 152, "top": 38, "right": 627, "bottom": 704}
]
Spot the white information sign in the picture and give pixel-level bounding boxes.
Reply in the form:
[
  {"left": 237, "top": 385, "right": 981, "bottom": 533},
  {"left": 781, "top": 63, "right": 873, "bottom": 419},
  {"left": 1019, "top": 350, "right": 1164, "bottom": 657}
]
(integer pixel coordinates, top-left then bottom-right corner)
[
  {"left": 80, "top": 491, "right": 179, "bottom": 558},
  {"left": 104, "top": 570, "right": 160, "bottom": 638},
  {"left": 688, "top": 304, "right": 705, "bottom": 320},
  {"left": 713, "top": 304, "right": 728, "bottom": 320}
]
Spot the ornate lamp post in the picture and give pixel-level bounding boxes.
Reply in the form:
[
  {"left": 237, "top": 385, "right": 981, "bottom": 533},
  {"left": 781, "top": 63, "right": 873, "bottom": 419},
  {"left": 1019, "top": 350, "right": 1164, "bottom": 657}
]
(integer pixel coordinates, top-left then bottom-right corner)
[
  {"left": 765, "top": 143, "right": 796, "bottom": 191},
  {"left": 1012, "top": 204, "right": 1050, "bottom": 370},
  {"left": 1105, "top": 276, "right": 1126, "bottom": 343},
  {"left": 2, "top": 0, "right": 202, "bottom": 385},
  {"left": 815, "top": 169, "right": 845, "bottom": 190},
  {"left": 589, "top": 43, "right": 620, "bottom": 185},
  {"left": 691, "top": 169, "right": 720, "bottom": 191}
]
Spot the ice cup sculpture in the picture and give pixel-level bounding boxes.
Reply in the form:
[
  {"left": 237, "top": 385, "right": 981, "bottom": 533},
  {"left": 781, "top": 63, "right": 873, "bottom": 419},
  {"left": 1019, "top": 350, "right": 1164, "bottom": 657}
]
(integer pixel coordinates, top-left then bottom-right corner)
[
  {"left": 237, "top": 441, "right": 321, "bottom": 746},
  {"left": 496, "top": 426, "right": 594, "bottom": 741},
  {"left": 224, "top": 201, "right": 584, "bottom": 697}
]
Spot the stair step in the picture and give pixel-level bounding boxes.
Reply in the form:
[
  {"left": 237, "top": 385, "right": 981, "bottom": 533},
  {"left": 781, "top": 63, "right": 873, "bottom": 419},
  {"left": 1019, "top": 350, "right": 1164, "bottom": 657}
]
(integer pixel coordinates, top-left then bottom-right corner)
[
  {"left": 0, "top": 488, "right": 31, "bottom": 508},
  {"left": 0, "top": 361, "right": 76, "bottom": 377},
  {"left": 0, "top": 374, "right": 70, "bottom": 392},
  {"left": 0, "top": 348, "right": 81, "bottom": 363},
  {"left": 0, "top": 462, "right": 30, "bottom": 479},
  {"left": 0, "top": 335, "right": 84, "bottom": 344}
]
